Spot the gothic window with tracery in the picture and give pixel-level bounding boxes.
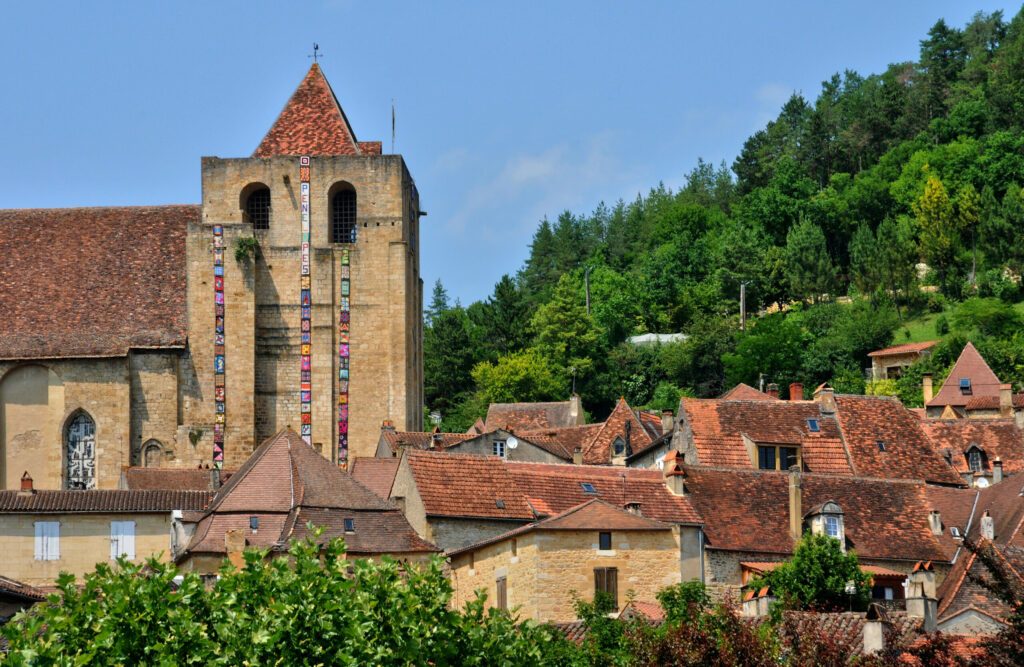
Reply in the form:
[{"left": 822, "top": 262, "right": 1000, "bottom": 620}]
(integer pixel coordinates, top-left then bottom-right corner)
[{"left": 65, "top": 412, "right": 96, "bottom": 490}]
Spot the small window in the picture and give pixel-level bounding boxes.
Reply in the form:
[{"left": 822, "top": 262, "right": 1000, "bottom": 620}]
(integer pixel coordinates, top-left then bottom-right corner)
[
  {"left": 495, "top": 498, "right": 505, "bottom": 509},
  {"left": 34, "top": 522, "right": 60, "bottom": 561},
  {"left": 780, "top": 447, "right": 799, "bottom": 471},
  {"left": 883, "top": 587, "right": 894, "bottom": 601},
  {"left": 806, "top": 418, "right": 820, "bottom": 433},
  {"left": 110, "top": 521, "right": 136, "bottom": 560},
  {"left": 612, "top": 436, "right": 626, "bottom": 456},
  {"left": 496, "top": 576, "right": 508, "bottom": 610},
  {"left": 493, "top": 440, "right": 506, "bottom": 458},
  {"left": 877, "top": 440, "right": 886, "bottom": 452},
  {"left": 959, "top": 378, "right": 972, "bottom": 395},
  {"left": 580, "top": 482, "right": 597, "bottom": 494},
  {"left": 968, "top": 449, "right": 984, "bottom": 473},
  {"left": 344, "top": 518, "right": 355, "bottom": 533},
  {"left": 951, "top": 527, "right": 961, "bottom": 538},
  {"left": 599, "top": 532, "right": 612, "bottom": 550},
  {"left": 245, "top": 187, "right": 271, "bottom": 230},
  {"left": 758, "top": 446, "right": 776, "bottom": 470},
  {"left": 249, "top": 517, "right": 260, "bottom": 531},
  {"left": 824, "top": 515, "right": 841, "bottom": 539},
  {"left": 331, "top": 186, "right": 357, "bottom": 243},
  {"left": 594, "top": 567, "right": 619, "bottom": 610}
]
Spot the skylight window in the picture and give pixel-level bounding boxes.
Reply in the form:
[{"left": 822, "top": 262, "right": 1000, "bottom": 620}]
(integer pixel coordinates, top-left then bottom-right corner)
[
  {"left": 495, "top": 499, "right": 506, "bottom": 509},
  {"left": 877, "top": 440, "right": 886, "bottom": 452},
  {"left": 950, "top": 527, "right": 961, "bottom": 537},
  {"left": 343, "top": 518, "right": 355, "bottom": 533},
  {"left": 581, "top": 482, "right": 597, "bottom": 494},
  {"left": 807, "top": 418, "right": 820, "bottom": 433},
  {"left": 959, "top": 378, "right": 972, "bottom": 395}
]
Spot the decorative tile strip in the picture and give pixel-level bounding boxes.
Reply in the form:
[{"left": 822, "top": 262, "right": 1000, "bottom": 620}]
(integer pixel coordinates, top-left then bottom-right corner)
[
  {"left": 338, "top": 249, "right": 351, "bottom": 467},
  {"left": 212, "top": 224, "right": 226, "bottom": 468},
  {"left": 299, "top": 156, "right": 313, "bottom": 444}
]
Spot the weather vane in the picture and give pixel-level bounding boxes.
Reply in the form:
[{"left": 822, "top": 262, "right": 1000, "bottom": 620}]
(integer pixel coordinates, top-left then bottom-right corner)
[{"left": 308, "top": 43, "right": 323, "bottom": 63}]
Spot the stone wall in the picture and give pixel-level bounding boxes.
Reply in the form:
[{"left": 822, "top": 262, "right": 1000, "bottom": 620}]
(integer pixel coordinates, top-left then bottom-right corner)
[
  {"left": 0, "top": 512, "right": 173, "bottom": 585},
  {"left": 128, "top": 351, "right": 182, "bottom": 466}
]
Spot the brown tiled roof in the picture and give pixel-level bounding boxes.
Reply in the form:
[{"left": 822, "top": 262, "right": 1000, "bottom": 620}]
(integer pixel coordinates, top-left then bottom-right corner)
[
  {"left": 447, "top": 499, "right": 672, "bottom": 556},
  {"left": 484, "top": 401, "right": 577, "bottom": 432},
  {"left": 833, "top": 395, "right": 964, "bottom": 485},
  {"left": 619, "top": 600, "right": 665, "bottom": 622},
  {"left": 184, "top": 430, "right": 436, "bottom": 557},
  {"left": 0, "top": 489, "right": 211, "bottom": 513},
  {"left": 349, "top": 457, "right": 400, "bottom": 498},
  {"left": 0, "top": 575, "right": 46, "bottom": 602},
  {"left": 0, "top": 205, "right": 194, "bottom": 359},
  {"left": 253, "top": 64, "right": 361, "bottom": 158},
  {"left": 551, "top": 620, "right": 587, "bottom": 644},
  {"left": 936, "top": 543, "right": 1024, "bottom": 626},
  {"left": 720, "top": 383, "right": 777, "bottom": 400},
  {"left": 924, "top": 485, "right": 979, "bottom": 560},
  {"left": 680, "top": 397, "right": 853, "bottom": 474},
  {"left": 928, "top": 342, "right": 1003, "bottom": 408},
  {"left": 742, "top": 561, "right": 905, "bottom": 578},
  {"left": 964, "top": 394, "right": 1024, "bottom": 410},
  {"left": 581, "top": 398, "right": 654, "bottom": 464},
  {"left": 404, "top": 451, "right": 702, "bottom": 525},
  {"left": 681, "top": 467, "right": 949, "bottom": 562},
  {"left": 123, "top": 468, "right": 235, "bottom": 491},
  {"left": 782, "top": 610, "right": 922, "bottom": 659},
  {"left": 920, "top": 418, "right": 1024, "bottom": 475},
  {"left": 520, "top": 424, "right": 604, "bottom": 457},
  {"left": 379, "top": 430, "right": 474, "bottom": 455},
  {"left": 868, "top": 341, "right": 938, "bottom": 357}
]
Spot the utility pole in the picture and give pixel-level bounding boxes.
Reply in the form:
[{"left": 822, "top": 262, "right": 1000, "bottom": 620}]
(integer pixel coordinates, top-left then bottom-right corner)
[{"left": 740, "top": 281, "right": 750, "bottom": 331}]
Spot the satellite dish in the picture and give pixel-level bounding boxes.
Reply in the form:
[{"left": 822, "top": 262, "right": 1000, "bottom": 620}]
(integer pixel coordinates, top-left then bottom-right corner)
[
  {"left": 507, "top": 436, "right": 519, "bottom": 450},
  {"left": 975, "top": 477, "right": 990, "bottom": 488}
]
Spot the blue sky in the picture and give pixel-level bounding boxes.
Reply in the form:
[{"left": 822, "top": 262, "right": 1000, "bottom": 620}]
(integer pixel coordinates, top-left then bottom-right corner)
[{"left": 0, "top": 1, "right": 1014, "bottom": 304}]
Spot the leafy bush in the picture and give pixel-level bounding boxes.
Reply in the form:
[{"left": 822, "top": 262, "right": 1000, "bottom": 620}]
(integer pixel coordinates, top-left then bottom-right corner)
[{"left": 952, "top": 297, "right": 1024, "bottom": 338}]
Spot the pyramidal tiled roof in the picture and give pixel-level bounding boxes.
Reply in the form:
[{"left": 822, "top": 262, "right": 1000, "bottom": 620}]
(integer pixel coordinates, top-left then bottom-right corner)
[
  {"left": 929, "top": 342, "right": 1003, "bottom": 408},
  {"left": 253, "top": 64, "right": 361, "bottom": 158}
]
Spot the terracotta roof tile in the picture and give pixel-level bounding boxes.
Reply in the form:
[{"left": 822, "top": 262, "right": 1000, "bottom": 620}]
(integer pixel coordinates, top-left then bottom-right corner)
[
  {"left": 720, "top": 383, "right": 777, "bottom": 400},
  {"left": 0, "top": 575, "right": 46, "bottom": 602},
  {"left": 289, "top": 507, "right": 437, "bottom": 554},
  {"left": 783, "top": 610, "right": 922, "bottom": 659},
  {"left": 253, "top": 64, "right": 361, "bottom": 158},
  {"left": 403, "top": 451, "right": 533, "bottom": 521},
  {"left": 0, "top": 489, "right": 211, "bottom": 513},
  {"left": 0, "top": 205, "right": 194, "bottom": 359},
  {"left": 581, "top": 398, "right": 654, "bottom": 464},
  {"left": 920, "top": 418, "right": 1024, "bottom": 475},
  {"left": 964, "top": 394, "right": 1024, "bottom": 410},
  {"left": 123, "top": 468, "right": 235, "bottom": 491},
  {"left": 380, "top": 431, "right": 474, "bottom": 455},
  {"left": 928, "top": 342, "right": 1003, "bottom": 408},
  {"left": 619, "top": 600, "right": 665, "bottom": 622},
  {"left": 868, "top": 341, "right": 939, "bottom": 357},
  {"left": 484, "top": 401, "right": 578, "bottom": 431},
  {"left": 681, "top": 467, "right": 949, "bottom": 562},
  {"left": 937, "top": 544, "right": 1024, "bottom": 625},
  {"left": 348, "top": 457, "right": 400, "bottom": 498},
  {"left": 520, "top": 424, "right": 604, "bottom": 457}
]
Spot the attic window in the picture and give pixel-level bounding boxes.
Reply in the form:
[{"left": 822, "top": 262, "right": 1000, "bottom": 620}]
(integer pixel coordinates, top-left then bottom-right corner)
[
  {"left": 807, "top": 418, "right": 820, "bottom": 433},
  {"left": 877, "top": 440, "right": 886, "bottom": 452},
  {"left": 343, "top": 518, "right": 355, "bottom": 533},
  {"left": 612, "top": 436, "right": 627, "bottom": 457},
  {"left": 968, "top": 449, "right": 984, "bottom": 473},
  {"left": 495, "top": 499, "right": 506, "bottom": 509},
  {"left": 581, "top": 482, "right": 597, "bottom": 494},
  {"left": 959, "top": 378, "right": 972, "bottom": 395},
  {"left": 249, "top": 517, "right": 259, "bottom": 531},
  {"left": 950, "top": 527, "right": 961, "bottom": 538}
]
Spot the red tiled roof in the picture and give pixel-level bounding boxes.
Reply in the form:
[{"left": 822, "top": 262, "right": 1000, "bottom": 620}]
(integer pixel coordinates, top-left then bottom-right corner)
[
  {"left": 253, "top": 64, "right": 361, "bottom": 158},
  {"left": 520, "top": 424, "right": 604, "bottom": 457},
  {"left": 720, "top": 383, "right": 777, "bottom": 400},
  {"left": 937, "top": 544, "right": 1024, "bottom": 626},
  {"left": 581, "top": 398, "right": 654, "bottom": 464},
  {"left": 680, "top": 398, "right": 853, "bottom": 474},
  {"left": 928, "top": 342, "right": 1003, "bottom": 408},
  {"left": 379, "top": 431, "right": 474, "bottom": 455},
  {"left": 123, "top": 468, "right": 235, "bottom": 491},
  {"left": 964, "top": 394, "right": 1024, "bottom": 410},
  {"left": 0, "top": 206, "right": 194, "bottom": 359},
  {"left": 783, "top": 610, "right": 922, "bottom": 659},
  {"left": 923, "top": 485, "right": 979, "bottom": 560},
  {"left": 868, "top": 341, "right": 938, "bottom": 357},
  {"left": 0, "top": 575, "right": 46, "bottom": 602},
  {"left": 833, "top": 395, "right": 964, "bottom": 485},
  {"left": 551, "top": 620, "right": 587, "bottom": 644},
  {"left": 681, "top": 467, "right": 949, "bottom": 562},
  {"left": 484, "top": 401, "right": 578, "bottom": 432},
  {"left": 741, "top": 561, "right": 905, "bottom": 578},
  {"left": 403, "top": 451, "right": 534, "bottom": 521},
  {"left": 920, "top": 418, "right": 1024, "bottom": 475},
  {"left": 619, "top": 600, "right": 665, "bottom": 623},
  {"left": 349, "top": 457, "right": 400, "bottom": 499},
  {"left": 0, "top": 489, "right": 211, "bottom": 513},
  {"left": 289, "top": 507, "right": 437, "bottom": 554}
]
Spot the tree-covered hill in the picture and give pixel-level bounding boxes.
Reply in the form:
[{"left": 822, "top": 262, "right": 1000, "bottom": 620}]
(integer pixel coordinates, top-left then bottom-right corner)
[{"left": 425, "top": 8, "right": 1024, "bottom": 430}]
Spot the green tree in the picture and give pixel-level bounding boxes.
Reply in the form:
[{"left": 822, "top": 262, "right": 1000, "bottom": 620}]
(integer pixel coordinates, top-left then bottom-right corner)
[
  {"left": 424, "top": 279, "right": 450, "bottom": 328},
  {"left": 471, "top": 348, "right": 564, "bottom": 404},
  {"left": 423, "top": 306, "right": 475, "bottom": 417},
  {"left": 723, "top": 315, "right": 808, "bottom": 395},
  {"left": 531, "top": 274, "right": 604, "bottom": 378},
  {"left": 914, "top": 175, "right": 962, "bottom": 295},
  {"left": 848, "top": 223, "right": 879, "bottom": 295},
  {"left": 752, "top": 533, "right": 872, "bottom": 612},
  {"left": 951, "top": 297, "right": 1024, "bottom": 338},
  {"left": 957, "top": 183, "right": 982, "bottom": 283},
  {"left": 783, "top": 218, "right": 836, "bottom": 303},
  {"left": 473, "top": 274, "right": 532, "bottom": 359}
]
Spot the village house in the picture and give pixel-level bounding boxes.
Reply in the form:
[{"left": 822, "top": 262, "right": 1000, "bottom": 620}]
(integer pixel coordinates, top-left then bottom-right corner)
[
  {"left": 868, "top": 341, "right": 938, "bottom": 380},
  {"left": 920, "top": 418, "right": 1024, "bottom": 487},
  {"left": 175, "top": 429, "right": 437, "bottom": 574},
  {"left": 924, "top": 342, "right": 1024, "bottom": 422},
  {"left": 375, "top": 424, "right": 572, "bottom": 463}
]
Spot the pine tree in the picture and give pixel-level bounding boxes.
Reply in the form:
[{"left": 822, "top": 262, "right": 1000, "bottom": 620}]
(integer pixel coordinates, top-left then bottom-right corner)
[
  {"left": 531, "top": 275, "right": 603, "bottom": 378},
  {"left": 784, "top": 218, "right": 836, "bottom": 303},
  {"left": 914, "top": 175, "right": 961, "bottom": 295},
  {"left": 483, "top": 275, "right": 531, "bottom": 356},
  {"left": 424, "top": 279, "right": 450, "bottom": 328},
  {"left": 848, "top": 224, "right": 879, "bottom": 295}
]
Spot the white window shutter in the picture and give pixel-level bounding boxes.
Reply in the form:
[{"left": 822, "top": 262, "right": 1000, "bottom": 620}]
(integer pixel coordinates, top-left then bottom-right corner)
[
  {"left": 51, "top": 522, "right": 60, "bottom": 560},
  {"left": 110, "top": 522, "right": 120, "bottom": 560},
  {"left": 123, "top": 522, "right": 135, "bottom": 560},
  {"left": 34, "top": 522, "right": 44, "bottom": 560}
]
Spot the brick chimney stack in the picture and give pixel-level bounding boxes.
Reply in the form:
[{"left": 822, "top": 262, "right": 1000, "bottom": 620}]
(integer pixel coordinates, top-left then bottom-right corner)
[
  {"left": 789, "top": 383, "right": 803, "bottom": 401},
  {"left": 766, "top": 383, "right": 779, "bottom": 399},
  {"left": 661, "top": 409, "right": 674, "bottom": 435},
  {"left": 663, "top": 450, "right": 687, "bottom": 496},
  {"left": 922, "top": 374, "right": 934, "bottom": 404},
  {"left": 862, "top": 604, "right": 888, "bottom": 655},
  {"left": 789, "top": 467, "right": 802, "bottom": 543},
  {"left": 573, "top": 447, "right": 583, "bottom": 465},
  {"left": 928, "top": 510, "right": 942, "bottom": 536},
  {"left": 1000, "top": 384, "right": 1013, "bottom": 417},
  {"left": 906, "top": 562, "right": 937, "bottom": 632},
  {"left": 981, "top": 510, "right": 995, "bottom": 541},
  {"left": 18, "top": 471, "right": 35, "bottom": 496},
  {"left": 994, "top": 458, "right": 1004, "bottom": 484},
  {"left": 813, "top": 384, "right": 837, "bottom": 414},
  {"left": 569, "top": 393, "right": 584, "bottom": 425}
]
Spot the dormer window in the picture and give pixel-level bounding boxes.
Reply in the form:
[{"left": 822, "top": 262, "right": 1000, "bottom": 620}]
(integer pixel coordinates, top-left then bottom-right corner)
[
  {"left": 825, "top": 515, "right": 841, "bottom": 538},
  {"left": 757, "top": 445, "right": 800, "bottom": 471},
  {"left": 807, "top": 418, "right": 820, "bottom": 433},
  {"left": 967, "top": 447, "right": 984, "bottom": 473},
  {"left": 810, "top": 501, "right": 845, "bottom": 549},
  {"left": 959, "top": 378, "right": 972, "bottom": 395},
  {"left": 612, "top": 436, "right": 627, "bottom": 457}
]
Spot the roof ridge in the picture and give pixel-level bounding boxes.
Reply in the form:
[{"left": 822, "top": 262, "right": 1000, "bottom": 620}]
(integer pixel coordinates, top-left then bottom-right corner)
[{"left": 0, "top": 204, "right": 200, "bottom": 214}]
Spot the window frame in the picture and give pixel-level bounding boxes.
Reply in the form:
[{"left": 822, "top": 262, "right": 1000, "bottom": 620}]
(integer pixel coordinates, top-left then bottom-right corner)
[
  {"left": 244, "top": 186, "right": 271, "bottom": 230},
  {"left": 598, "top": 531, "right": 612, "bottom": 551},
  {"left": 580, "top": 482, "right": 597, "bottom": 494},
  {"left": 757, "top": 445, "right": 801, "bottom": 471},
  {"left": 492, "top": 440, "right": 507, "bottom": 458},
  {"left": 594, "top": 567, "right": 619, "bottom": 610},
  {"left": 110, "top": 520, "right": 136, "bottom": 560},
  {"left": 806, "top": 418, "right": 820, "bottom": 433},
  {"left": 968, "top": 449, "right": 984, "bottom": 473},
  {"left": 330, "top": 186, "right": 358, "bottom": 244},
  {"left": 824, "top": 515, "right": 841, "bottom": 539}
]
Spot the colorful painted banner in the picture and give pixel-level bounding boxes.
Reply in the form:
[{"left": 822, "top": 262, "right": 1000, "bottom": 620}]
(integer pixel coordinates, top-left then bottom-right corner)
[
  {"left": 212, "top": 225, "right": 226, "bottom": 468},
  {"left": 300, "top": 156, "right": 313, "bottom": 444},
  {"left": 338, "top": 248, "right": 351, "bottom": 467}
]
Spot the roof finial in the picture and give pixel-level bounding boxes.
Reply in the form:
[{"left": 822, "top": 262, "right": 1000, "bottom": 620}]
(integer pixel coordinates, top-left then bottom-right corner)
[{"left": 308, "top": 43, "right": 323, "bottom": 64}]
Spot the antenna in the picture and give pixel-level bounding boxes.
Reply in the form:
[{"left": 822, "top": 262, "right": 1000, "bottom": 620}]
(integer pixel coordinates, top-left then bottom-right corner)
[
  {"left": 391, "top": 99, "right": 396, "bottom": 154},
  {"left": 308, "top": 43, "right": 323, "bottom": 63}
]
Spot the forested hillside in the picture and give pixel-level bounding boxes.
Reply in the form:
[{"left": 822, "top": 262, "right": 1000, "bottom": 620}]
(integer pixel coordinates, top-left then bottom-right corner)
[{"left": 425, "top": 8, "right": 1024, "bottom": 430}]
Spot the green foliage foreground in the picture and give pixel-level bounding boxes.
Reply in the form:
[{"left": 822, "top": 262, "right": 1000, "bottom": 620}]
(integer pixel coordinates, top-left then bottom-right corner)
[{"left": 0, "top": 535, "right": 561, "bottom": 666}]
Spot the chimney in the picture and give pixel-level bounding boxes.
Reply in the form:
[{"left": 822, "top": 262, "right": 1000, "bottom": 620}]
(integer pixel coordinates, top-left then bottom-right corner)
[
  {"left": 993, "top": 458, "right": 1003, "bottom": 484},
  {"left": 862, "top": 604, "right": 888, "bottom": 655},
  {"left": 381, "top": 419, "right": 396, "bottom": 434},
  {"left": 923, "top": 374, "right": 934, "bottom": 404},
  {"left": 661, "top": 409, "right": 674, "bottom": 435},
  {"left": 663, "top": 450, "right": 687, "bottom": 496},
  {"left": 1000, "top": 384, "right": 1013, "bottom": 417},
  {"left": 980, "top": 510, "right": 995, "bottom": 541},
  {"left": 741, "top": 587, "right": 775, "bottom": 618},
  {"left": 569, "top": 393, "right": 584, "bottom": 425},
  {"left": 906, "top": 562, "right": 937, "bottom": 632},
  {"left": 789, "top": 382, "right": 803, "bottom": 401},
  {"left": 813, "top": 384, "right": 837, "bottom": 414},
  {"left": 928, "top": 510, "right": 942, "bottom": 536},
  {"left": 789, "top": 467, "right": 802, "bottom": 543},
  {"left": 573, "top": 447, "right": 583, "bottom": 465},
  {"left": 18, "top": 472, "right": 34, "bottom": 496},
  {"left": 766, "top": 383, "right": 779, "bottom": 399},
  {"left": 624, "top": 501, "right": 642, "bottom": 516},
  {"left": 430, "top": 425, "right": 443, "bottom": 450}
]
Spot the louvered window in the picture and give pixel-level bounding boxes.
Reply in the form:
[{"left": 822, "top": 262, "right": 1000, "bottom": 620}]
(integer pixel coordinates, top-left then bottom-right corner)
[
  {"left": 594, "top": 567, "right": 619, "bottom": 610},
  {"left": 34, "top": 522, "right": 60, "bottom": 561},
  {"left": 110, "top": 521, "right": 136, "bottom": 560}
]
